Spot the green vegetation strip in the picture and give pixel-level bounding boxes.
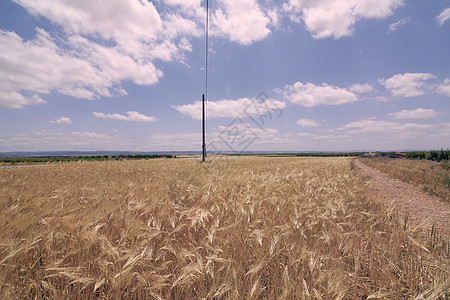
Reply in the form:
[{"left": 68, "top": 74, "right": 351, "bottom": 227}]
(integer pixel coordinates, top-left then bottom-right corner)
[
  {"left": 228, "top": 152, "right": 366, "bottom": 157},
  {"left": 406, "top": 149, "right": 450, "bottom": 162}
]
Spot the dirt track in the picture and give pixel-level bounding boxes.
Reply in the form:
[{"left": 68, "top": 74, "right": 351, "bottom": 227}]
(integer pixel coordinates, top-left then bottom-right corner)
[{"left": 354, "top": 159, "right": 450, "bottom": 236}]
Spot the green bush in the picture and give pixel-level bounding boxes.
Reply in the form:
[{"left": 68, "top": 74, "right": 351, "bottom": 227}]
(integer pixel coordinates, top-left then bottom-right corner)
[{"left": 406, "top": 149, "right": 450, "bottom": 162}]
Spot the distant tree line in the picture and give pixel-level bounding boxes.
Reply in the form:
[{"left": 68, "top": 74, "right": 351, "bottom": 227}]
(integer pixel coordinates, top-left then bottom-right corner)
[
  {"left": 406, "top": 149, "right": 449, "bottom": 162},
  {"left": 0, "top": 154, "right": 176, "bottom": 164},
  {"left": 292, "top": 152, "right": 366, "bottom": 157}
]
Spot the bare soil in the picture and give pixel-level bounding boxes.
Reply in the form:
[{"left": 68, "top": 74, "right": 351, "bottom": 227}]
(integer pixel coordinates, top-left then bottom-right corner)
[{"left": 354, "top": 159, "right": 450, "bottom": 236}]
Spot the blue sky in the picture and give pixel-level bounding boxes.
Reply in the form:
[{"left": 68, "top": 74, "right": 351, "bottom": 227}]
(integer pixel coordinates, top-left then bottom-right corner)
[{"left": 0, "top": 0, "right": 449, "bottom": 152}]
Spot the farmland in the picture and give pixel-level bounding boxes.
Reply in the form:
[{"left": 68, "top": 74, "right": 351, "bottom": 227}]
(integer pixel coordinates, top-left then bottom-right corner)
[{"left": 0, "top": 157, "right": 448, "bottom": 299}]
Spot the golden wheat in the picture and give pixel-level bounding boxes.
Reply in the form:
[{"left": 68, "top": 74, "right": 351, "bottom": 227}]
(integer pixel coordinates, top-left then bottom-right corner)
[{"left": 0, "top": 157, "right": 448, "bottom": 299}]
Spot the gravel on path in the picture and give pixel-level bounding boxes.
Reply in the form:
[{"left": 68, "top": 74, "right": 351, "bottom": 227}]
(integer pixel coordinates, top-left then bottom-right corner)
[{"left": 354, "top": 159, "right": 450, "bottom": 236}]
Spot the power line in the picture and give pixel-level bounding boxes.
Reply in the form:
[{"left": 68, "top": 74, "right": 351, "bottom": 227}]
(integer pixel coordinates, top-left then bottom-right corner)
[{"left": 205, "top": 0, "right": 209, "bottom": 101}]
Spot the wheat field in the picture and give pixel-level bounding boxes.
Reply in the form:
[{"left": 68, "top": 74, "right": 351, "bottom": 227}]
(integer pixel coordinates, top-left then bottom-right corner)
[{"left": 0, "top": 157, "right": 448, "bottom": 299}]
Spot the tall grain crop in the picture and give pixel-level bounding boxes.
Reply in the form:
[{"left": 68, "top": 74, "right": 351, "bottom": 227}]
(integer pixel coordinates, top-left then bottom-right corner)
[{"left": 0, "top": 157, "right": 448, "bottom": 299}]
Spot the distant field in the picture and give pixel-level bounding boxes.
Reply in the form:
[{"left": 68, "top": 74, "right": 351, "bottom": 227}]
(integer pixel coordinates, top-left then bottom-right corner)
[
  {"left": 361, "top": 157, "right": 450, "bottom": 202},
  {"left": 0, "top": 154, "right": 176, "bottom": 165},
  {"left": 0, "top": 157, "right": 448, "bottom": 299}
]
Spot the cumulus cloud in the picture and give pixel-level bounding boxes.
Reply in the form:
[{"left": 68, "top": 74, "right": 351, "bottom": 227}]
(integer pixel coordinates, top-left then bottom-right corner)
[
  {"left": 338, "top": 118, "right": 435, "bottom": 134},
  {"left": 173, "top": 97, "right": 286, "bottom": 120},
  {"left": 1, "top": 0, "right": 177, "bottom": 109},
  {"left": 2, "top": 0, "right": 281, "bottom": 109},
  {"left": 50, "top": 117, "right": 72, "bottom": 124},
  {"left": 0, "top": 29, "right": 162, "bottom": 107},
  {"left": 381, "top": 73, "right": 436, "bottom": 98},
  {"left": 217, "top": 122, "right": 279, "bottom": 138},
  {"left": 284, "top": 0, "right": 403, "bottom": 39},
  {"left": 298, "top": 132, "right": 314, "bottom": 137},
  {"left": 266, "top": 6, "right": 282, "bottom": 29},
  {"left": 17, "top": 0, "right": 157, "bottom": 35},
  {"left": 0, "top": 91, "right": 46, "bottom": 109},
  {"left": 437, "top": 78, "right": 450, "bottom": 97},
  {"left": 212, "top": 0, "right": 271, "bottom": 45},
  {"left": 0, "top": 129, "right": 130, "bottom": 151},
  {"left": 71, "top": 131, "right": 110, "bottom": 139},
  {"left": 11, "top": 0, "right": 182, "bottom": 64},
  {"left": 436, "top": 7, "right": 450, "bottom": 25},
  {"left": 350, "top": 83, "right": 374, "bottom": 94},
  {"left": 93, "top": 111, "right": 157, "bottom": 122},
  {"left": 297, "top": 119, "right": 320, "bottom": 127},
  {"left": 150, "top": 132, "right": 201, "bottom": 150},
  {"left": 149, "top": 123, "right": 286, "bottom": 152},
  {"left": 388, "top": 108, "right": 441, "bottom": 119},
  {"left": 275, "top": 82, "right": 359, "bottom": 107}
]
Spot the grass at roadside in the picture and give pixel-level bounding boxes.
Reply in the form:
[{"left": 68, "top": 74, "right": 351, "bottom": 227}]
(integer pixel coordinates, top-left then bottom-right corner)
[{"left": 360, "top": 157, "right": 450, "bottom": 202}]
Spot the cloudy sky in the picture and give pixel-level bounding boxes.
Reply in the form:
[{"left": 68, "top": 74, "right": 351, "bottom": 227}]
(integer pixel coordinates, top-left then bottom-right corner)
[{"left": 0, "top": 0, "right": 449, "bottom": 152}]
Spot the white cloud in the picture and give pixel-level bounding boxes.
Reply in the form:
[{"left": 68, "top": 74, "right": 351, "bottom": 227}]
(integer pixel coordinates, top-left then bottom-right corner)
[
  {"left": 388, "top": 18, "right": 409, "bottom": 34},
  {"left": 163, "top": 14, "right": 202, "bottom": 40},
  {"left": 173, "top": 97, "right": 286, "bottom": 120},
  {"left": 50, "top": 117, "right": 72, "bottom": 124},
  {"left": 2, "top": 0, "right": 280, "bottom": 109},
  {"left": 163, "top": 0, "right": 204, "bottom": 20},
  {"left": 13, "top": 0, "right": 163, "bottom": 48},
  {"left": 388, "top": 108, "right": 441, "bottom": 119},
  {"left": 150, "top": 132, "right": 201, "bottom": 149},
  {"left": 338, "top": 118, "right": 435, "bottom": 134},
  {"left": 93, "top": 111, "right": 157, "bottom": 122},
  {"left": 298, "top": 132, "right": 314, "bottom": 137},
  {"left": 13, "top": 0, "right": 196, "bottom": 64},
  {"left": 212, "top": 122, "right": 289, "bottom": 151},
  {"left": 71, "top": 131, "right": 110, "bottom": 139},
  {"left": 266, "top": 6, "right": 282, "bottom": 29},
  {"left": 0, "top": 27, "right": 163, "bottom": 108},
  {"left": 216, "top": 122, "right": 279, "bottom": 138},
  {"left": 1, "top": 0, "right": 205, "bottom": 109},
  {"left": 149, "top": 123, "right": 285, "bottom": 152},
  {"left": 284, "top": 0, "right": 403, "bottom": 39},
  {"left": 350, "top": 83, "right": 373, "bottom": 93},
  {"left": 313, "top": 134, "right": 352, "bottom": 141},
  {"left": 0, "top": 130, "right": 131, "bottom": 151},
  {"left": 381, "top": 73, "right": 436, "bottom": 98},
  {"left": 275, "top": 82, "right": 358, "bottom": 107},
  {"left": 212, "top": 0, "right": 271, "bottom": 45},
  {"left": 297, "top": 119, "right": 320, "bottom": 127},
  {"left": 436, "top": 7, "right": 450, "bottom": 25},
  {"left": 0, "top": 91, "right": 45, "bottom": 109},
  {"left": 437, "top": 78, "right": 450, "bottom": 97}
]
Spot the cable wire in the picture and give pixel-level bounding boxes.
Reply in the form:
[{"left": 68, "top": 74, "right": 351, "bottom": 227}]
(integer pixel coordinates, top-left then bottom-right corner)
[{"left": 205, "top": 0, "right": 209, "bottom": 154}]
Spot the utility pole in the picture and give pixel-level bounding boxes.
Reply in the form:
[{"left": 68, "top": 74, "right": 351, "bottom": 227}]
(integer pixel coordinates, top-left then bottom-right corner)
[
  {"left": 202, "top": 0, "right": 209, "bottom": 163},
  {"left": 202, "top": 93, "right": 206, "bottom": 162}
]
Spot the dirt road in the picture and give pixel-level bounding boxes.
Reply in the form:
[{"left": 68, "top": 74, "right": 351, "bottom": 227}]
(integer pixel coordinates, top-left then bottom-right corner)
[{"left": 354, "top": 159, "right": 450, "bottom": 236}]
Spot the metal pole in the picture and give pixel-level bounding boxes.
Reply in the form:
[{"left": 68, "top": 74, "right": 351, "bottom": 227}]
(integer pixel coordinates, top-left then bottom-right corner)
[
  {"left": 202, "top": 93, "right": 206, "bottom": 162},
  {"left": 202, "top": 0, "right": 209, "bottom": 163}
]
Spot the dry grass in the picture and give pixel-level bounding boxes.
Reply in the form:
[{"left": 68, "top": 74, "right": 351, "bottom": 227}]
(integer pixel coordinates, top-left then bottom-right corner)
[
  {"left": 0, "top": 157, "right": 448, "bottom": 299},
  {"left": 361, "top": 157, "right": 450, "bottom": 202}
]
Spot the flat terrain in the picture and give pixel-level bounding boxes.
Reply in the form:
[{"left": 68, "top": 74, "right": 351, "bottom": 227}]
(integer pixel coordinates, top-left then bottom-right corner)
[{"left": 0, "top": 157, "right": 448, "bottom": 299}]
